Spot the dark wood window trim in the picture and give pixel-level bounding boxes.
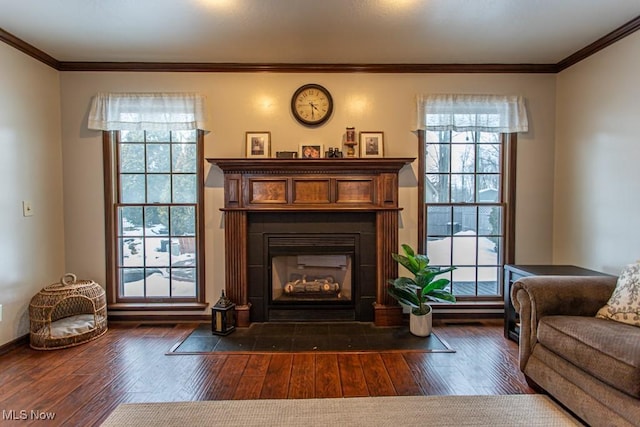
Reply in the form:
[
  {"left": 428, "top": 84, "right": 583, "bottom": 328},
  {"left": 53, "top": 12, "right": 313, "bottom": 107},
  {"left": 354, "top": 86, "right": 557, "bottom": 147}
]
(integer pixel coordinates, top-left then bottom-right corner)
[
  {"left": 103, "top": 130, "right": 206, "bottom": 311},
  {"left": 417, "top": 130, "right": 517, "bottom": 302}
]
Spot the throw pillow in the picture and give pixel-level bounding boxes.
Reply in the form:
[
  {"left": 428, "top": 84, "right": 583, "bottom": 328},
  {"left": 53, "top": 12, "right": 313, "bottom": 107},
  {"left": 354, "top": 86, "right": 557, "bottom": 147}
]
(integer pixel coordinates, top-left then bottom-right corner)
[{"left": 596, "top": 262, "right": 640, "bottom": 327}]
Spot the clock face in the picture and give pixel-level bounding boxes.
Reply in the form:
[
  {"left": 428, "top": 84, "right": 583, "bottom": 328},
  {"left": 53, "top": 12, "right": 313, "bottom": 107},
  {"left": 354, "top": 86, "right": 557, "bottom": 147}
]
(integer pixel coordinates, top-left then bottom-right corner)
[{"left": 291, "top": 84, "right": 333, "bottom": 126}]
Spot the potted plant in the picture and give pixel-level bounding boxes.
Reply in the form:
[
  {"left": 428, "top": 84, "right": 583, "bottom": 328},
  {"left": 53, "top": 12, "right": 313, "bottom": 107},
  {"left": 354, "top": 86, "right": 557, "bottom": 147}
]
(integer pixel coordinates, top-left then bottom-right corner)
[{"left": 387, "top": 244, "right": 456, "bottom": 336}]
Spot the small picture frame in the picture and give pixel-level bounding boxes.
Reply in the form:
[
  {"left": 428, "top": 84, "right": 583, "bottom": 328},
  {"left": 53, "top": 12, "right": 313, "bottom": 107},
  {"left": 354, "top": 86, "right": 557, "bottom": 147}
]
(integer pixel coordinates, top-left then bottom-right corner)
[
  {"left": 245, "top": 132, "right": 271, "bottom": 158},
  {"left": 299, "top": 143, "right": 323, "bottom": 159},
  {"left": 359, "top": 131, "right": 384, "bottom": 158},
  {"left": 276, "top": 151, "right": 298, "bottom": 158}
]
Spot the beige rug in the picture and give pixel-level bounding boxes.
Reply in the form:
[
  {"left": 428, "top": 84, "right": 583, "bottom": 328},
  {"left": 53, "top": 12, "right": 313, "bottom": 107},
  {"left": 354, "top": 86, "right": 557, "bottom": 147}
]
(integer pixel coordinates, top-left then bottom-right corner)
[{"left": 101, "top": 395, "right": 580, "bottom": 426}]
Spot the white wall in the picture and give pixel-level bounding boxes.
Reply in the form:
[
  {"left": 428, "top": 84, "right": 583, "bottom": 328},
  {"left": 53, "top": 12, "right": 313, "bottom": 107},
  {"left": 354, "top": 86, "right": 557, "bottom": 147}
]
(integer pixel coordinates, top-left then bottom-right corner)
[
  {"left": 554, "top": 31, "right": 640, "bottom": 274},
  {"left": 0, "top": 43, "right": 65, "bottom": 345},
  {"left": 59, "top": 71, "right": 557, "bottom": 314}
]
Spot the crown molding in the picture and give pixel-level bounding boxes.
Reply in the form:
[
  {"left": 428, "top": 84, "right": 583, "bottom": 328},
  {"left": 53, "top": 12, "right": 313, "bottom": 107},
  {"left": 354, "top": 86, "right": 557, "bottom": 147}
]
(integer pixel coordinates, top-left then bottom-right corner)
[
  {"left": 56, "top": 61, "right": 558, "bottom": 73},
  {"left": 556, "top": 14, "right": 640, "bottom": 71},
  {"left": 3, "top": 16, "right": 640, "bottom": 74},
  {"left": 0, "top": 27, "right": 59, "bottom": 69}
]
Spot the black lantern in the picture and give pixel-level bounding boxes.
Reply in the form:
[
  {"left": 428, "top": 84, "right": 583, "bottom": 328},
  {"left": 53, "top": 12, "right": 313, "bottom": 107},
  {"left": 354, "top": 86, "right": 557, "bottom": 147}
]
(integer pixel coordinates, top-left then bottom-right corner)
[{"left": 211, "top": 290, "right": 236, "bottom": 335}]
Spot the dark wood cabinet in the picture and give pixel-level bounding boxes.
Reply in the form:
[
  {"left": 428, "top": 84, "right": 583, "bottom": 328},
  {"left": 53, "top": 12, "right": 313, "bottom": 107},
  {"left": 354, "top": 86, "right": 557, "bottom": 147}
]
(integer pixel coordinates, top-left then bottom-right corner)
[{"left": 504, "top": 264, "right": 611, "bottom": 342}]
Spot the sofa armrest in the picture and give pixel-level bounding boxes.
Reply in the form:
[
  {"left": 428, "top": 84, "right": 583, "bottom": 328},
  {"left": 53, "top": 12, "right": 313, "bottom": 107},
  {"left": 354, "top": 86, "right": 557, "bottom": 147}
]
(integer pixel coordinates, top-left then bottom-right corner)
[{"left": 511, "top": 275, "right": 617, "bottom": 370}]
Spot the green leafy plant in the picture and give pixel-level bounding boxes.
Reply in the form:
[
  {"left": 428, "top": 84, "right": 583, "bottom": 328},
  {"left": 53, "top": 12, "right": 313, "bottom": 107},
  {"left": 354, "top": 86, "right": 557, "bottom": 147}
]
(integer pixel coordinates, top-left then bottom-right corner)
[{"left": 387, "top": 244, "right": 456, "bottom": 315}]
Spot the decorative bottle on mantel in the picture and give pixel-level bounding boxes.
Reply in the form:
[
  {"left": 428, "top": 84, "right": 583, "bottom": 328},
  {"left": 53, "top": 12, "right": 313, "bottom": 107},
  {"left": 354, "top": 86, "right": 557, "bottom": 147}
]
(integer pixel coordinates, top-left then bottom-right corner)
[{"left": 344, "top": 127, "right": 357, "bottom": 157}]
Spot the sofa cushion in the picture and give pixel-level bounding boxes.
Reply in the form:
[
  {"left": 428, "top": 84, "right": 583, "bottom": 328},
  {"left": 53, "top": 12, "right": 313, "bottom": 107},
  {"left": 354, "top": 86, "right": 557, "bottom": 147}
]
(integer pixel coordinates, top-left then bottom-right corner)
[
  {"left": 537, "top": 315, "right": 640, "bottom": 398},
  {"left": 596, "top": 262, "right": 640, "bottom": 326}
]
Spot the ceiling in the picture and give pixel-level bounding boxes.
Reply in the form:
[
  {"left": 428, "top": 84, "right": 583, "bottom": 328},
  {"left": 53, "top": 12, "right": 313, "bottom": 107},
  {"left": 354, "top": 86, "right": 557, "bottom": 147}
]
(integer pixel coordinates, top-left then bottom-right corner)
[{"left": 0, "top": 0, "right": 639, "bottom": 65}]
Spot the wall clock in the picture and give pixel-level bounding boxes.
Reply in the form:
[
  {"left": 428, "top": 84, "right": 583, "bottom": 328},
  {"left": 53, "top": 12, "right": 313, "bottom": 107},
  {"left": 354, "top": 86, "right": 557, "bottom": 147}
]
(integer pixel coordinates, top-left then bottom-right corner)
[{"left": 291, "top": 84, "right": 333, "bottom": 126}]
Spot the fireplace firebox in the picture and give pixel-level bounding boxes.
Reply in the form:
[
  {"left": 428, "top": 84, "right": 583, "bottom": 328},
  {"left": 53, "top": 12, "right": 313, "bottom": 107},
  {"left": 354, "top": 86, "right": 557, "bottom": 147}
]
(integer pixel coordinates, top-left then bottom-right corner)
[
  {"left": 248, "top": 213, "right": 375, "bottom": 321},
  {"left": 207, "top": 157, "right": 415, "bottom": 326},
  {"left": 270, "top": 237, "right": 354, "bottom": 305}
]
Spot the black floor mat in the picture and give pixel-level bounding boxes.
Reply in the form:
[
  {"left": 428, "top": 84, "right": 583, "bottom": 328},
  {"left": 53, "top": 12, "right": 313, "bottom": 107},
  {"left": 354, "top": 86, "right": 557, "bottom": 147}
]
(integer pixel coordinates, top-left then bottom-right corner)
[{"left": 169, "top": 322, "right": 454, "bottom": 353}]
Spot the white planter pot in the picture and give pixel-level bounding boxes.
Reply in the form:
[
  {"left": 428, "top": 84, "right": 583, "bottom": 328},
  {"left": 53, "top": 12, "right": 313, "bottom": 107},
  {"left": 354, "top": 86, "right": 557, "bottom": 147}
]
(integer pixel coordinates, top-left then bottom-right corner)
[{"left": 410, "top": 308, "right": 433, "bottom": 337}]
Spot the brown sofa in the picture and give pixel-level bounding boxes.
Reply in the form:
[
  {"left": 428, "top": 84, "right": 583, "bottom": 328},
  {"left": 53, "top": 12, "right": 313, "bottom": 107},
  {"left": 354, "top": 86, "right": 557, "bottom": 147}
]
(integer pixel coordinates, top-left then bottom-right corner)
[{"left": 512, "top": 275, "right": 640, "bottom": 427}]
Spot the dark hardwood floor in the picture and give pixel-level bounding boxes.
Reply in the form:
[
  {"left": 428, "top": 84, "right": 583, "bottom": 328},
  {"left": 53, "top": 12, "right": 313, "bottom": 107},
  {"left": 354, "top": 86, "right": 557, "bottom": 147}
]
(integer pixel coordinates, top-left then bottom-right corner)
[{"left": 0, "top": 320, "right": 534, "bottom": 426}]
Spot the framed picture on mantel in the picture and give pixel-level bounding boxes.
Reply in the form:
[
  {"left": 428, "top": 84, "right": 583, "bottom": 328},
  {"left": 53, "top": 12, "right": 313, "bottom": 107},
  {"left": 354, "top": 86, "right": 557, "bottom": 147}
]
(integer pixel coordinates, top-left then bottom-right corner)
[
  {"left": 359, "top": 131, "right": 384, "bottom": 158},
  {"left": 299, "top": 143, "right": 323, "bottom": 158},
  {"left": 245, "top": 131, "right": 271, "bottom": 158}
]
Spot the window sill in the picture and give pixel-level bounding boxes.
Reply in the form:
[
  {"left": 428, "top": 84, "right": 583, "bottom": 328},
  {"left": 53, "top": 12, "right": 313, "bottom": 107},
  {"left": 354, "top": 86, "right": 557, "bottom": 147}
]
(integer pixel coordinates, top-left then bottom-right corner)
[{"left": 108, "top": 302, "right": 209, "bottom": 311}]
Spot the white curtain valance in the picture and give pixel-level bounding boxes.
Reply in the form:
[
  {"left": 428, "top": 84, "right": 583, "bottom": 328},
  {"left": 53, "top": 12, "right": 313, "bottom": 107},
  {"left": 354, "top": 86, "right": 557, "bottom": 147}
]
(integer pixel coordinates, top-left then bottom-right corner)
[
  {"left": 416, "top": 94, "right": 528, "bottom": 133},
  {"left": 88, "top": 92, "right": 209, "bottom": 131}
]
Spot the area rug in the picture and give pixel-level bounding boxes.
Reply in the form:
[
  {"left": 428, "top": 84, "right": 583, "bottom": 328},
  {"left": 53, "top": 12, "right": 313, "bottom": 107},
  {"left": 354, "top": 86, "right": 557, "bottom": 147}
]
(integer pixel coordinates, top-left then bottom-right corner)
[
  {"left": 168, "top": 322, "right": 454, "bottom": 354},
  {"left": 101, "top": 395, "right": 580, "bottom": 426}
]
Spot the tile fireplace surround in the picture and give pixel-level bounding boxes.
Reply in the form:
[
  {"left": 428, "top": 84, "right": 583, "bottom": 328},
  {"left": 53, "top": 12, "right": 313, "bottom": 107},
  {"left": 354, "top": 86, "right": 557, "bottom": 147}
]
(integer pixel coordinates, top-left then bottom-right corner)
[{"left": 207, "top": 158, "right": 415, "bottom": 327}]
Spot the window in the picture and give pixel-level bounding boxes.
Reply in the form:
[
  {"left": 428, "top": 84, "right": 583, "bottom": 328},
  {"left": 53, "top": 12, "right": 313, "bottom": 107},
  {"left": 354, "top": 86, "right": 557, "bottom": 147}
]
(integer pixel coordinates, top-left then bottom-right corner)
[
  {"left": 104, "top": 130, "right": 205, "bottom": 307},
  {"left": 416, "top": 94, "right": 527, "bottom": 301},
  {"left": 420, "top": 130, "right": 515, "bottom": 300}
]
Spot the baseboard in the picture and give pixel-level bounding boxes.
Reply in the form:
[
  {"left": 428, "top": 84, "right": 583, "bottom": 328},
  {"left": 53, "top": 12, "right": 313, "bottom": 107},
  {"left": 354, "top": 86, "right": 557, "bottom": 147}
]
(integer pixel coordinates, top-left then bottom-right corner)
[
  {"left": 434, "top": 312, "right": 502, "bottom": 320},
  {"left": 107, "top": 313, "right": 211, "bottom": 323},
  {"left": 0, "top": 333, "right": 29, "bottom": 356}
]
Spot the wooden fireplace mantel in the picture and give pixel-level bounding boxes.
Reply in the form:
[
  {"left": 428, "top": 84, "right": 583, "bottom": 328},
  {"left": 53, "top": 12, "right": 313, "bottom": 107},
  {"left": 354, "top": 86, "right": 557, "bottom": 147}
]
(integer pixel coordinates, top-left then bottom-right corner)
[
  {"left": 207, "top": 158, "right": 415, "bottom": 212},
  {"left": 207, "top": 157, "right": 415, "bottom": 174},
  {"left": 207, "top": 157, "right": 415, "bottom": 326}
]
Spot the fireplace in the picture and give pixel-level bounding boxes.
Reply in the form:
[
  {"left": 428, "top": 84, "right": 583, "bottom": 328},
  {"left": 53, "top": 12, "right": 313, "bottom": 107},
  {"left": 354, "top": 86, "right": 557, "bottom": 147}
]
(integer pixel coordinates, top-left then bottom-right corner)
[
  {"left": 247, "top": 212, "right": 376, "bottom": 322},
  {"left": 207, "top": 157, "right": 414, "bottom": 326},
  {"left": 270, "top": 238, "right": 354, "bottom": 304}
]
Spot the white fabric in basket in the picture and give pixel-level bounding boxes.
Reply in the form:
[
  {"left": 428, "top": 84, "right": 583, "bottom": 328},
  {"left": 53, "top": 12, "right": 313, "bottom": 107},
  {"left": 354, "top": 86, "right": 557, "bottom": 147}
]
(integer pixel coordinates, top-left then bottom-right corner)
[{"left": 49, "top": 314, "right": 95, "bottom": 338}]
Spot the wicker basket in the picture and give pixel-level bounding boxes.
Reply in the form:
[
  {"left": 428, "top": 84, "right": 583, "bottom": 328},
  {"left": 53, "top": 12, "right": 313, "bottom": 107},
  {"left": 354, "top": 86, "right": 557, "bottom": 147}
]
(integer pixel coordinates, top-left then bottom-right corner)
[{"left": 29, "top": 273, "right": 108, "bottom": 350}]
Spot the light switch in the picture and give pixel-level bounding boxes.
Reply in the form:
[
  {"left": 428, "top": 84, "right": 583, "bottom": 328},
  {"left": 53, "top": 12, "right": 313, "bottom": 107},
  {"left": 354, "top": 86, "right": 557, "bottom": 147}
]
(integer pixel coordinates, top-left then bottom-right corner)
[
  {"left": 22, "top": 201, "right": 33, "bottom": 217},
  {"left": 0, "top": 304, "right": 3, "bottom": 322}
]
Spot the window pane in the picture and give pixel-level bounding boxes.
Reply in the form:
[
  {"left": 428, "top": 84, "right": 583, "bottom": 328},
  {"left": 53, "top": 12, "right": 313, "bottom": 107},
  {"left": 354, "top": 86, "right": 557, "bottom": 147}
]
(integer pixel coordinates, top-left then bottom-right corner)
[
  {"left": 121, "top": 174, "right": 146, "bottom": 203},
  {"left": 172, "top": 269, "right": 197, "bottom": 297},
  {"left": 451, "top": 131, "right": 473, "bottom": 143},
  {"left": 452, "top": 235, "right": 477, "bottom": 265},
  {"left": 120, "top": 237, "right": 143, "bottom": 267},
  {"left": 145, "top": 206, "right": 169, "bottom": 236},
  {"left": 478, "top": 132, "right": 500, "bottom": 143},
  {"left": 173, "top": 175, "right": 197, "bottom": 203},
  {"left": 478, "top": 144, "right": 500, "bottom": 173},
  {"left": 146, "top": 131, "right": 171, "bottom": 142},
  {"left": 147, "top": 144, "right": 171, "bottom": 173},
  {"left": 451, "top": 144, "right": 475, "bottom": 173},
  {"left": 172, "top": 144, "right": 197, "bottom": 173},
  {"left": 146, "top": 272, "right": 170, "bottom": 297},
  {"left": 172, "top": 130, "right": 196, "bottom": 143},
  {"left": 454, "top": 205, "right": 477, "bottom": 233},
  {"left": 119, "top": 206, "right": 143, "bottom": 236},
  {"left": 427, "top": 205, "right": 452, "bottom": 236},
  {"left": 120, "top": 144, "right": 145, "bottom": 173},
  {"left": 426, "top": 130, "right": 450, "bottom": 143},
  {"left": 172, "top": 237, "right": 196, "bottom": 266},
  {"left": 451, "top": 174, "right": 474, "bottom": 203},
  {"left": 479, "top": 206, "right": 502, "bottom": 237},
  {"left": 452, "top": 267, "right": 476, "bottom": 295},
  {"left": 478, "top": 267, "right": 500, "bottom": 295},
  {"left": 147, "top": 174, "right": 171, "bottom": 203},
  {"left": 145, "top": 237, "right": 169, "bottom": 268},
  {"left": 121, "top": 268, "right": 145, "bottom": 297},
  {"left": 426, "top": 144, "right": 450, "bottom": 173},
  {"left": 171, "top": 206, "right": 196, "bottom": 236},
  {"left": 477, "top": 175, "right": 500, "bottom": 202},
  {"left": 426, "top": 174, "right": 450, "bottom": 203},
  {"left": 121, "top": 130, "right": 145, "bottom": 142},
  {"left": 426, "top": 237, "right": 451, "bottom": 266}
]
